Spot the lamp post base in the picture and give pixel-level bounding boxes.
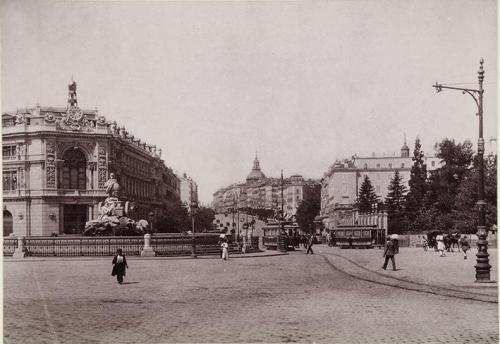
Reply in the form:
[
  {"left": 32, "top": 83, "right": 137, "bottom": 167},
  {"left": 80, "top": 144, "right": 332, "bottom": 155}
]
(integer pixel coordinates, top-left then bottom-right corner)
[{"left": 475, "top": 226, "right": 491, "bottom": 282}]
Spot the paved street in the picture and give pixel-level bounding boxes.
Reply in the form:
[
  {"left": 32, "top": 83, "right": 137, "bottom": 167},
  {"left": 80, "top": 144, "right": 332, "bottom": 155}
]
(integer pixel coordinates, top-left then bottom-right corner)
[{"left": 4, "top": 248, "right": 498, "bottom": 344}]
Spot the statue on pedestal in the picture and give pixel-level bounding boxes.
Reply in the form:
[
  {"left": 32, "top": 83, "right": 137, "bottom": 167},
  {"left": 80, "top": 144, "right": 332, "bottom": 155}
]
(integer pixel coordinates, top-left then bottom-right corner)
[
  {"left": 83, "top": 173, "right": 148, "bottom": 236},
  {"left": 104, "top": 173, "right": 121, "bottom": 200}
]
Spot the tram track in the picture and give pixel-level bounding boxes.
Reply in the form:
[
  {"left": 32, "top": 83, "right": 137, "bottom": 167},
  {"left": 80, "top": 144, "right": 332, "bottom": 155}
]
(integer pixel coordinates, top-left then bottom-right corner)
[{"left": 320, "top": 253, "right": 498, "bottom": 304}]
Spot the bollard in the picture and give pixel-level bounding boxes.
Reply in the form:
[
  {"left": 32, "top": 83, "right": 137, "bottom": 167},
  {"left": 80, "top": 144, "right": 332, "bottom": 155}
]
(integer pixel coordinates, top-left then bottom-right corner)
[
  {"left": 191, "top": 234, "right": 197, "bottom": 258},
  {"left": 141, "top": 233, "right": 155, "bottom": 257},
  {"left": 13, "top": 236, "right": 26, "bottom": 258}
]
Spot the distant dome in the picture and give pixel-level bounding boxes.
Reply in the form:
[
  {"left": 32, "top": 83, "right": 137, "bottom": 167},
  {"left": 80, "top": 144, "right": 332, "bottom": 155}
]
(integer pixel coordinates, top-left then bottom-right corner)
[{"left": 246, "top": 156, "right": 266, "bottom": 182}]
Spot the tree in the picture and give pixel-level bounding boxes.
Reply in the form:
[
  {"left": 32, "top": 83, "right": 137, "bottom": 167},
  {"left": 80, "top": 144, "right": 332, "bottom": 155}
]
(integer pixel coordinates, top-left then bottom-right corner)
[
  {"left": 423, "top": 139, "right": 473, "bottom": 213},
  {"left": 385, "top": 170, "right": 408, "bottom": 234},
  {"left": 196, "top": 207, "right": 216, "bottom": 232},
  {"left": 453, "top": 154, "right": 497, "bottom": 233},
  {"left": 413, "top": 138, "right": 475, "bottom": 233},
  {"left": 357, "top": 175, "right": 379, "bottom": 213},
  {"left": 156, "top": 200, "right": 190, "bottom": 233},
  {"left": 406, "top": 138, "right": 427, "bottom": 221},
  {"left": 386, "top": 170, "right": 408, "bottom": 213},
  {"left": 296, "top": 190, "right": 321, "bottom": 234}
]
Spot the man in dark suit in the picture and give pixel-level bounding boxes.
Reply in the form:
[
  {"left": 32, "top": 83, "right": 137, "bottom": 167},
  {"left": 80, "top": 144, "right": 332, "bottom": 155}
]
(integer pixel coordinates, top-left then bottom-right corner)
[
  {"left": 382, "top": 238, "right": 397, "bottom": 271},
  {"left": 306, "top": 235, "right": 314, "bottom": 254}
]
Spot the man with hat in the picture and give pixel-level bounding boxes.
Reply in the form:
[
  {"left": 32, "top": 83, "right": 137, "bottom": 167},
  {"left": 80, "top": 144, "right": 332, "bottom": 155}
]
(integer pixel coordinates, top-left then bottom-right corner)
[{"left": 382, "top": 237, "right": 397, "bottom": 271}]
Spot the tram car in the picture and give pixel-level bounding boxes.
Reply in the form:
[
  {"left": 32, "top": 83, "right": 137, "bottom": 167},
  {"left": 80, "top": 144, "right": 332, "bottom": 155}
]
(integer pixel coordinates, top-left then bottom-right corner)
[{"left": 334, "top": 225, "right": 383, "bottom": 249}]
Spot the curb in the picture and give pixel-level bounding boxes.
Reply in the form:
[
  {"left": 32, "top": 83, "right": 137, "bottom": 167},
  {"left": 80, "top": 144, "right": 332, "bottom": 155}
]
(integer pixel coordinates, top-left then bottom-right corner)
[{"left": 2, "top": 250, "right": 287, "bottom": 262}]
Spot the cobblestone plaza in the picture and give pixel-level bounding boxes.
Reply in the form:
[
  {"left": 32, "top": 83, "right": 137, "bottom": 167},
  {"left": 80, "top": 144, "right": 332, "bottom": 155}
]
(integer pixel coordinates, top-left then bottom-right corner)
[{"left": 4, "top": 246, "right": 498, "bottom": 344}]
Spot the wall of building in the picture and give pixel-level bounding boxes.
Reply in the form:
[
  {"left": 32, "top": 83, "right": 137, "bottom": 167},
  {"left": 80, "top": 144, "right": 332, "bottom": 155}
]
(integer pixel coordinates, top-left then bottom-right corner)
[
  {"left": 320, "top": 147, "right": 442, "bottom": 230},
  {"left": 213, "top": 175, "right": 320, "bottom": 219},
  {"left": 3, "top": 95, "right": 183, "bottom": 236}
]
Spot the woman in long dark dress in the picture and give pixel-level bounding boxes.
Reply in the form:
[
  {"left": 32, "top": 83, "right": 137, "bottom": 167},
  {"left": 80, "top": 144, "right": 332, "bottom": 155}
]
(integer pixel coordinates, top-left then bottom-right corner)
[{"left": 111, "top": 248, "right": 128, "bottom": 284}]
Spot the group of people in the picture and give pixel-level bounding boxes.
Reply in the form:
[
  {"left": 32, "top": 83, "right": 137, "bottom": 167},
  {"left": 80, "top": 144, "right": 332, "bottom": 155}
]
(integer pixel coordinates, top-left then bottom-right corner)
[
  {"left": 109, "top": 231, "right": 475, "bottom": 284},
  {"left": 433, "top": 234, "right": 471, "bottom": 259}
]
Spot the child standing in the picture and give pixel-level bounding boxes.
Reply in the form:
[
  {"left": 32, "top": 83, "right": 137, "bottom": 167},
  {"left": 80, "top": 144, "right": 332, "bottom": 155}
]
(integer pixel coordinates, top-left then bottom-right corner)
[
  {"left": 111, "top": 248, "right": 128, "bottom": 284},
  {"left": 221, "top": 238, "right": 229, "bottom": 260}
]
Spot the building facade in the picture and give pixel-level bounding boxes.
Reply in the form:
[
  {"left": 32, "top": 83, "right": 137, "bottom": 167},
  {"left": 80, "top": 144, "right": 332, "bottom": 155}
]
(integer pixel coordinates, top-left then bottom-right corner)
[
  {"left": 179, "top": 173, "right": 198, "bottom": 207},
  {"left": 212, "top": 156, "right": 319, "bottom": 218},
  {"left": 320, "top": 141, "right": 441, "bottom": 230},
  {"left": 2, "top": 82, "right": 180, "bottom": 236}
]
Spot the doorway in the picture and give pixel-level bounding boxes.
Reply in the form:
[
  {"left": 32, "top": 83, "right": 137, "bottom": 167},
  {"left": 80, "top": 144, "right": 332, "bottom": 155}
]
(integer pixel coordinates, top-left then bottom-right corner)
[{"left": 63, "top": 205, "right": 87, "bottom": 234}]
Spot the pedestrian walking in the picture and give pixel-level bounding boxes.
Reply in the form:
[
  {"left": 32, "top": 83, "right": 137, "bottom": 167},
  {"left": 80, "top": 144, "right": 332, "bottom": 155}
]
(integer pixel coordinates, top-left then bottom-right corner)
[
  {"left": 459, "top": 235, "right": 471, "bottom": 259},
  {"left": 111, "top": 248, "right": 128, "bottom": 284},
  {"left": 221, "top": 237, "right": 229, "bottom": 260},
  {"left": 306, "top": 234, "right": 314, "bottom": 254},
  {"left": 382, "top": 238, "right": 397, "bottom": 271},
  {"left": 218, "top": 234, "right": 226, "bottom": 258},
  {"left": 436, "top": 234, "right": 446, "bottom": 257},
  {"left": 348, "top": 236, "right": 353, "bottom": 248},
  {"left": 331, "top": 232, "right": 336, "bottom": 246},
  {"left": 422, "top": 237, "right": 428, "bottom": 251}
]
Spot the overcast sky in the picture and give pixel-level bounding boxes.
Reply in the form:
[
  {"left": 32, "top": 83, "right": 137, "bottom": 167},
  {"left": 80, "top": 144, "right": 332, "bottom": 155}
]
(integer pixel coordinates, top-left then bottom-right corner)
[{"left": 2, "top": 0, "right": 497, "bottom": 204}]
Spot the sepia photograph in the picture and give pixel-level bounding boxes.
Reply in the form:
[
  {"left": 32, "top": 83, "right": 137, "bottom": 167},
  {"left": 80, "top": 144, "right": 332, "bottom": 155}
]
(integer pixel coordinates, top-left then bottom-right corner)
[{"left": 1, "top": 0, "right": 498, "bottom": 343}]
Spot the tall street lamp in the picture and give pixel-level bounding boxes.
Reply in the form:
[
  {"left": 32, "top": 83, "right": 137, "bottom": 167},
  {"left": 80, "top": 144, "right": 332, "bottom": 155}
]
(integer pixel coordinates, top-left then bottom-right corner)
[
  {"left": 190, "top": 200, "right": 198, "bottom": 258},
  {"left": 433, "top": 58, "right": 491, "bottom": 282}
]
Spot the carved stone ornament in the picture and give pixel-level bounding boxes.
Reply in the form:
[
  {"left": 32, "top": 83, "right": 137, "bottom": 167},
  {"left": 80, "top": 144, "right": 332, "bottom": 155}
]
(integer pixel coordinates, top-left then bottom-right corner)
[
  {"left": 57, "top": 105, "right": 93, "bottom": 131},
  {"left": 98, "top": 144, "right": 106, "bottom": 156},
  {"left": 15, "top": 113, "right": 25, "bottom": 125},
  {"left": 44, "top": 112, "right": 56, "bottom": 123},
  {"left": 46, "top": 141, "right": 56, "bottom": 155},
  {"left": 98, "top": 156, "right": 106, "bottom": 167},
  {"left": 96, "top": 115, "right": 107, "bottom": 126},
  {"left": 46, "top": 140, "right": 57, "bottom": 189},
  {"left": 98, "top": 168, "right": 108, "bottom": 188},
  {"left": 46, "top": 166, "right": 56, "bottom": 188}
]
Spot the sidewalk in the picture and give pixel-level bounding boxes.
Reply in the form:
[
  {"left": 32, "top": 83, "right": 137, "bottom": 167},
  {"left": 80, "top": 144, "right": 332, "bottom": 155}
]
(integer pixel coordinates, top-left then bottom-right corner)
[
  {"left": 2, "top": 249, "right": 286, "bottom": 262},
  {"left": 316, "top": 245, "right": 498, "bottom": 303}
]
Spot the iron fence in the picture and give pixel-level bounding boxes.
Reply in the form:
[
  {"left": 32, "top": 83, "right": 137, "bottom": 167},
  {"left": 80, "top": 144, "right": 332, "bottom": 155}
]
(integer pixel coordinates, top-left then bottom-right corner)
[
  {"left": 8, "top": 234, "right": 260, "bottom": 257},
  {"left": 23, "top": 237, "right": 143, "bottom": 257},
  {"left": 151, "top": 234, "right": 241, "bottom": 256}
]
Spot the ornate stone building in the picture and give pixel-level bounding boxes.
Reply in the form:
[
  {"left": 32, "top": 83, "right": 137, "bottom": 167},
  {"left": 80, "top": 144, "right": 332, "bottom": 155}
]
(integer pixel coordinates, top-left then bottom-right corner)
[
  {"left": 212, "top": 156, "right": 319, "bottom": 218},
  {"left": 2, "top": 82, "right": 180, "bottom": 236},
  {"left": 179, "top": 173, "right": 198, "bottom": 207},
  {"left": 320, "top": 140, "right": 441, "bottom": 230}
]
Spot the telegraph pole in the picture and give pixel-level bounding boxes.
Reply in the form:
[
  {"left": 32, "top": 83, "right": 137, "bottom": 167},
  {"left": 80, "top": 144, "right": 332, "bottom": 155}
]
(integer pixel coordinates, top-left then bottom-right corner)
[{"left": 433, "top": 58, "right": 491, "bottom": 282}]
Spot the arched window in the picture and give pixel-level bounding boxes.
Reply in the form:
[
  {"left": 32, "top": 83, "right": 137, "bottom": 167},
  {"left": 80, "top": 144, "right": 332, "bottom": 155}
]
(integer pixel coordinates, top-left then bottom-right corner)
[
  {"left": 61, "top": 148, "right": 87, "bottom": 189},
  {"left": 3, "top": 210, "right": 13, "bottom": 236}
]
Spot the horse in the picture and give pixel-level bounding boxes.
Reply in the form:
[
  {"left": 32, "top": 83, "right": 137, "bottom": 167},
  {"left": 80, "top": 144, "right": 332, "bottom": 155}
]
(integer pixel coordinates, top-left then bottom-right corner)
[{"left": 445, "top": 233, "right": 460, "bottom": 252}]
